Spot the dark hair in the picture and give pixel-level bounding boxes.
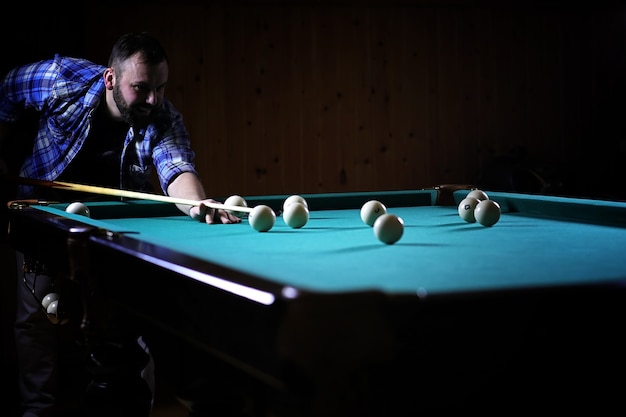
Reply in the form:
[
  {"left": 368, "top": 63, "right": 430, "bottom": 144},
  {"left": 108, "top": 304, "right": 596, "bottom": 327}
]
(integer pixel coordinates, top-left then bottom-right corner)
[{"left": 108, "top": 32, "right": 168, "bottom": 69}]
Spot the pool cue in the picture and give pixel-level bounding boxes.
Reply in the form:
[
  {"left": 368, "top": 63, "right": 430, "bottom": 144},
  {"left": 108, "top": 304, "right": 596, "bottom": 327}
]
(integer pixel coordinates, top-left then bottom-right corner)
[{"left": 2, "top": 176, "right": 254, "bottom": 214}]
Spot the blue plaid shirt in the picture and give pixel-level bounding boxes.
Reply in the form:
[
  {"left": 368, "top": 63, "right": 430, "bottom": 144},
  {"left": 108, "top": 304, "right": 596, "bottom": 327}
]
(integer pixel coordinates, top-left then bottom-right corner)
[{"left": 0, "top": 54, "right": 198, "bottom": 198}]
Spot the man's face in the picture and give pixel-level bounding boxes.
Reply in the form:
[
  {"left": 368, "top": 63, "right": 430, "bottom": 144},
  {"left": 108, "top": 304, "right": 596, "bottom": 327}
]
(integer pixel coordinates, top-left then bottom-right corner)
[{"left": 112, "top": 53, "right": 168, "bottom": 126}]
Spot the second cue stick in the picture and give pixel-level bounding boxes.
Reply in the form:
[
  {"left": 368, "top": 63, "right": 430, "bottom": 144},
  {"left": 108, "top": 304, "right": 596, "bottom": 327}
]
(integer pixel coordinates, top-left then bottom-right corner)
[{"left": 6, "top": 176, "right": 254, "bottom": 214}]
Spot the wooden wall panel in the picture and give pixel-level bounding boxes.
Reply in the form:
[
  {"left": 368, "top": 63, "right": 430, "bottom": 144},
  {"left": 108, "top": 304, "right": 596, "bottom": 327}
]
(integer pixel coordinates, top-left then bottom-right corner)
[{"left": 74, "top": 2, "right": 626, "bottom": 200}]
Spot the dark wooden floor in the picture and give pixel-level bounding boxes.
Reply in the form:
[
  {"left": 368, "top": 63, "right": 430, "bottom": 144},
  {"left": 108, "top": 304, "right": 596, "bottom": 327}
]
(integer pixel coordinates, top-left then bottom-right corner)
[
  {"left": 2, "top": 242, "right": 188, "bottom": 417},
  {"left": 151, "top": 403, "right": 188, "bottom": 417},
  {"left": 151, "top": 381, "right": 188, "bottom": 417},
  {"left": 2, "top": 241, "right": 255, "bottom": 417}
]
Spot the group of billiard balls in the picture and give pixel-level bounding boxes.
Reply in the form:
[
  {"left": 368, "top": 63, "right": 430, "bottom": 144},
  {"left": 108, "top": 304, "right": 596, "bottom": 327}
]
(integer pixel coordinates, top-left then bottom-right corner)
[
  {"left": 229, "top": 194, "right": 310, "bottom": 232},
  {"left": 244, "top": 195, "right": 405, "bottom": 245},
  {"left": 65, "top": 189, "right": 499, "bottom": 243},
  {"left": 66, "top": 196, "right": 399, "bottom": 244},
  {"left": 457, "top": 189, "right": 501, "bottom": 227},
  {"left": 229, "top": 195, "right": 403, "bottom": 244},
  {"left": 357, "top": 188, "right": 502, "bottom": 246},
  {"left": 64, "top": 196, "right": 311, "bottom": 233},
  {"left": 360, "top": 200, "right": 404, "bottom": 245},
  {"left": 225, "top": 194, "right": 311, "bottom": 232}
]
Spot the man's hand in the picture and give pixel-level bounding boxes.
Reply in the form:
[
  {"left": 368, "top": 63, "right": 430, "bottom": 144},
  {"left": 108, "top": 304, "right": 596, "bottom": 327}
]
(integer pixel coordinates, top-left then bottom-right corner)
[{"left": 190, "top": 199, "right": 242, "bottom": 224}]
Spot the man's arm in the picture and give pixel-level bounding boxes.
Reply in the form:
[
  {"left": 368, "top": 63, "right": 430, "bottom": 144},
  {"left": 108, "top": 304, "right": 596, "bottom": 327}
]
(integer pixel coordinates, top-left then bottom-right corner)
[{"left": 167, "top": 172, "right": 240, "bottom": 224}]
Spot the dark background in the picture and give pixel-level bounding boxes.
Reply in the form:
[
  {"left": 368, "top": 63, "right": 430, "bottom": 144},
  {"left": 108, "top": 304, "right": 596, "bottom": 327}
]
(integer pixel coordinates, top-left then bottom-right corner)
[
  {"left": 3, "top": 1, "right": 625, "bottom": 200},
  {"left": 2, "top": 1, "right": 626, "bottom": 413}
]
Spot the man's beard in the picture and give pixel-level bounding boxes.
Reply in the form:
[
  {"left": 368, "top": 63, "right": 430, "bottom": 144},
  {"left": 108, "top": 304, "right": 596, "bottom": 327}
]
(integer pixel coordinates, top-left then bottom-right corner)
[{"left": 112, "top": 84, "right": 157, "bottom": 127}]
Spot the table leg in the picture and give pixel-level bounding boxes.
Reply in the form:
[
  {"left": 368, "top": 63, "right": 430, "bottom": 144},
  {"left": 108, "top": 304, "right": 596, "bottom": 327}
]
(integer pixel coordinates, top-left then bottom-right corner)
[{"left": 67, "top": 237, "right": 153, "bottom": 417}]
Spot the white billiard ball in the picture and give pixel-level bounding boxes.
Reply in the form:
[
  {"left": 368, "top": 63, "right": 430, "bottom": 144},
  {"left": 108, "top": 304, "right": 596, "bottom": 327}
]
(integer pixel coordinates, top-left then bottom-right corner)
[
  {"left": 283, "top": 202, "right": 309, "bottom": 228},
  {"left": 467, "top": 189, "right": 489, "bottom": 201},
  {"left": 46, "top": 300, "right": 59, "bottom": 315},
  {"left": 474, "top": 199, "right": 501, "bottom": 227},
  {"left": 65, "top": 202, "right": 90, "bottom": 217},
  {"left": 360, "top": 200, "right": 387, "bottom": 227},
  {"left": 373, "top": 213, "right": 404, "bottom": 244},
  {"left": 45, "top": 300, "right": 62, "bottom": 324},
  {"left": 224, "top": 195, "right": 248, "bottom": 217},
  {"left": 283, "top": 195, "right": 308, "bottom": 212},
  {"left": 458, "top": 197, "right": 480, "bottom": 223},
  {"left": 41, "top": 293, "right": 59, "bottom": 310},
  {"left": 248, "top": 205, "right": 276, "bottom": 232}
]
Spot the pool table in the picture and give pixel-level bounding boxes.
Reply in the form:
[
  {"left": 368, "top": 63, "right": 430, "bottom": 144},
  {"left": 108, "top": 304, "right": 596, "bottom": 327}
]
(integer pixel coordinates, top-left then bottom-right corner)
[{"left": 7, "top": 186, "right": 626, "bottom": 415}]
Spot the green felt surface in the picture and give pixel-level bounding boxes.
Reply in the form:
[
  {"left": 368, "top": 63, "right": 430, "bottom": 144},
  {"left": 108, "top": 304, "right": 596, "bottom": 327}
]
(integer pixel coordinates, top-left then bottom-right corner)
[{"left": 36, "top": 191, "right": 626, "bottom": 296}]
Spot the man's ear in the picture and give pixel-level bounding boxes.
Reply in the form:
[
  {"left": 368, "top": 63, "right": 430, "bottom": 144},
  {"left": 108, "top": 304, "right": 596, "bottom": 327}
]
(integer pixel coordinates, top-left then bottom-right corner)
[{"left": 103, "top": 68, "right": 115, "bottom": 90}]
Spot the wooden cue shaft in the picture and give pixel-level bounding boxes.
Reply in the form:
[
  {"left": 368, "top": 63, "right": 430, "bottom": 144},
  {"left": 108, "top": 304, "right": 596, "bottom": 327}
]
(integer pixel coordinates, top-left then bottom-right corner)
[{"left": 4, "top": 176, "right": 253, "bottom": 213}]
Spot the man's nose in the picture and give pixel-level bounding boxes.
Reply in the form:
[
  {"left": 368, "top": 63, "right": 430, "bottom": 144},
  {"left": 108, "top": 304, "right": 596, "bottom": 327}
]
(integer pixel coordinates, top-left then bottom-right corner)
[{"left": 145, "top": 89, "right": 158, "bottom": 105}]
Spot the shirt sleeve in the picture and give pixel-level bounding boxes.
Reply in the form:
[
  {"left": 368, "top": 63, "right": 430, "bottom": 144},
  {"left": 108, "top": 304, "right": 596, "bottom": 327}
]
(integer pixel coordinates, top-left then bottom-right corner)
[
  {"left": 149, "top": 100, "right": 199, "bottom": 193},
  {"left": 0, "top": 55, "right": 104, "bottom": 123},
  {"left": 0, "top": 59, "right": 59, "bottom": 122}
]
